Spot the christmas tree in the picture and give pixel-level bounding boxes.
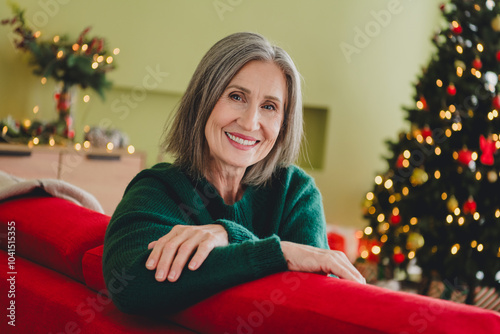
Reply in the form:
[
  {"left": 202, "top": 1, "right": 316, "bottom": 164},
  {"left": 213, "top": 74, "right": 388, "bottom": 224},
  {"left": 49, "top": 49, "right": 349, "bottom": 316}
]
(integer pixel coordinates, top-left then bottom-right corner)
[{"left": 361, "top": 0, "right": 500, "bottom": 303}]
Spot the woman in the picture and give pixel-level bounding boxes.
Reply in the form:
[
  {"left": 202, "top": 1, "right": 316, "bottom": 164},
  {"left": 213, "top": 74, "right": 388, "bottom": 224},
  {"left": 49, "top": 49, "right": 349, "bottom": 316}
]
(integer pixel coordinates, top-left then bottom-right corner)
[{"left": 103, "top": 32, "right": 365, "bottom": 315}]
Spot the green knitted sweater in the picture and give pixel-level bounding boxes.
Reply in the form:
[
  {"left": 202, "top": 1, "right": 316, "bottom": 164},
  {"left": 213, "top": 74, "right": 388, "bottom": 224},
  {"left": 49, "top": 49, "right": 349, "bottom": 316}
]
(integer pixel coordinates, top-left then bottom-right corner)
[{"left": 102, "top": 163, "right": 328, "bottom": 315}]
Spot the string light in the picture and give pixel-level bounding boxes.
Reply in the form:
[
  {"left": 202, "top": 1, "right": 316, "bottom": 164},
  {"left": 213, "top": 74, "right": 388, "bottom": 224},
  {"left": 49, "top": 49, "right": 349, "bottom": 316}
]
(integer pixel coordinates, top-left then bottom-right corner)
[
  {"left": 41, "top": 77, "right": 47, "bottom": 85},
  {"left": 33, "top": 105, "right": 39, "bottom": 114},
  {"left": 2, "top": 126, "right": 7, "bottom": 136},
  {"left": 402, "top": 187, "right": 409, "bottom": 196},
  {"left": 364, "top": 226, "right": 373, "bottom": 235},
  {"left": 34, "top": 31, "right": 41, "bottom": 38},
  {"left": 106, "top": 56, "right": 113, "bottom": 64},
  {"left": 72, "top": 43, "right": 79, "bottom": 51},
  {"left": 431, "top": 245, "right": 438, "bottom": 253},
  {"left": 371, "top": 245, "right": 381, "bottom": 255},
  {"left": 458, "top": 217, "right": 465, "bottom": 225},
  {"left": 475, "top": 171, "right": 482, "bottom": 180},
  {"left": 106, "top": 142, "right": 114, "bottom": 151},
  {"left": 127, "top": 145, "right": 135, "bottom": 154},
  {"left": 49, "top": 136, "right": 55, "bottom": 146},
  {"left": 74, "top": 143, "right": 82, "bottom": 151},
  {"left": 416, "top": 101, "right": 424, "bottom": 109},
  {"left": 471, "top": 240, "right": 477, "bottom": 248},
  {"left": 436, "top": 79, "right": 443, "bottom": 87},
  {"left": 496, "top": 209, "right": 500, "bottom": 218},
  {"left": 57, "top": 50, "right": 64, "bottom": 58},
  {"left": 456, "top": 67, "right": 463, "bottom": 77},
  {"left": 366, "top": 192, "right": 374, "bottom": 200},
  {"left": 113, "top": 48, "right": 120, "bottom": 55},
  {"left": 454, "top": 208, "right": 461, "bottom": 216},
  {"left": 435, "top": 147, "right": 442, "bottom": 155},
  {"left": 83, "top": 95, "right": 90, "bottom": 103},
  {"left": 410, "top": 217, "right": 418, "bottom": 225},
  {"left": 53, "top": 35, "right": 60, "bottom": 43},
  {"left": 446, "top": 215, "right": 453, "bottom": 223},
  {"left": 477, "top": 43, "right": 484, "bottom": 52},
  {"left": 445, "top": 129, "right": 452, "bottom": 137},
  {"left": 83, "top": 140, "right": 91, "bottom": 149},
  {"left": 375, "top": 175, "right": 383, "bottom": 185},
  {"left": 380, "top": 235, "right": 388, "bottom": 242},
  {"left": 368, "top": 206, "right": 376, "bottom": 215},
  {"left": 81, "top": 44, "right": 88, "bottom": 51},
  {"left": 97, "top": 55, "right": 104, "bottom": 63},
  {"left": 408, "top": 251, "right": 415, "bottom": 260},
  {"left": 361, "top": 250, "right": 369, "bottom": 259},
  {"left": 449, "top": 105, "right": 456, "bottom": 112},
  {"left": 91, "top": 62, "right": 99, "bottom": 69},
  {"left": 477, "top": 244, "right": 484, "bottom": 252},
  {"left": 402, "top": 225, "right": 410, "bottom": 233},
  {"left": 451, "top": 244, "right": 460, "bottom": 255},
  {"left": 456, "top": 45, "right": 463, "bottom": 54},
  {"left": 441, "top": 192, "right": 448, "bottom": 200},
  {"left": 377, "top": 214, "right": 385, "bottom": 222},
  {"left": 473, "top": 212, "right": 480, "bottom": 220},
  {"left": 403, "top": 150, "right": 411, "bottom": 159},
  {"left": 384, "top": 179, "right": 393, "bottom": 189},
  {"left": 434, "top": 170, "right": 441, "bottom": 179},
  {"left": 402, "top": 159, "right": 410, "bottom": 168},
  {"left": 33, "top": 137, "right": 39, "bottom": 145}
]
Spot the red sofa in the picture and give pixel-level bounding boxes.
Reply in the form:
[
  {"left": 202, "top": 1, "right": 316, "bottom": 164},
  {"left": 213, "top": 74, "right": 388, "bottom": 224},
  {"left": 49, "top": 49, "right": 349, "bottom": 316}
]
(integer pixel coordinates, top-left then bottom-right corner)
[{"left": 1, "top": 195, "right": 500, "bottom": 333}]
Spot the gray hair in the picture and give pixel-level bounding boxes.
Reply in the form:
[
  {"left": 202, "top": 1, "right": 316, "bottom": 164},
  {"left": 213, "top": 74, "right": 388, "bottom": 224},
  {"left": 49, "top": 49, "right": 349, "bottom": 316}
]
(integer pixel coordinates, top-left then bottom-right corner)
[{"left": 163, "top": 32, "right": 303, "bottom": 186}]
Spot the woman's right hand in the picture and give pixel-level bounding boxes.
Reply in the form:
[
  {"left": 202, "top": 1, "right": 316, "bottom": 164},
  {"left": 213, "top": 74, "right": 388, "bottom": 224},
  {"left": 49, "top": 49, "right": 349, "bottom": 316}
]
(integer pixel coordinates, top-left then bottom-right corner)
[{"left": 280, "top": 241, "right": 366, "bottom": 284}]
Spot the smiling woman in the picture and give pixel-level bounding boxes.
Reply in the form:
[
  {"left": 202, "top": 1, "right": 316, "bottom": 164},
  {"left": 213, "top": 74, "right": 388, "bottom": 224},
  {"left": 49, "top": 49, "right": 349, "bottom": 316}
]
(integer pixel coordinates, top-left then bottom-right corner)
[{"left": 102, "top": 32, "right": 364, "bottom": 316}]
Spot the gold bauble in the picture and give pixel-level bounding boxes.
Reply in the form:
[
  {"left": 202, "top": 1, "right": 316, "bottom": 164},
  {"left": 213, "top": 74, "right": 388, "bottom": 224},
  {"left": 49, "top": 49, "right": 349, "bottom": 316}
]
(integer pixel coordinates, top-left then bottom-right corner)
[
  {"left": 447, "top": 195, "right": 459, "bottom": 212},
  {"left": 487, "top": 170, "right": 498, "bottom": 183},
  {"left": 410, "top": 168, "right": 428, "bottom": 186},
  {"left": 406, "top": 232, "right": 425, "bottom": 251},
  {"left": 492, "top": 15, "right": 500, "bottom": 32}
]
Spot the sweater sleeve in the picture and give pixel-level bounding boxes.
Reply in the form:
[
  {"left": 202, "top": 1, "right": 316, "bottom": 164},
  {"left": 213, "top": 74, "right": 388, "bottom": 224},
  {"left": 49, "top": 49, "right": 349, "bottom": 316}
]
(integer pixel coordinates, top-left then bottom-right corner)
[
  {"left": 102, "top": 175, "right": 288, "bottom": 315},
  {"left": 277, "top": 167, "right": 329, "bottom": 250}
]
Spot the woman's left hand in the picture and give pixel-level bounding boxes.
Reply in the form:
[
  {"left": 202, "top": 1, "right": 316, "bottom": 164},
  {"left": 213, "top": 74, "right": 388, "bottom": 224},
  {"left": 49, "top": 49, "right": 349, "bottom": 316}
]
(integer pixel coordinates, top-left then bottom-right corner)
[{"left": 146, "top": 224, "right": 229, "bottom": 282}]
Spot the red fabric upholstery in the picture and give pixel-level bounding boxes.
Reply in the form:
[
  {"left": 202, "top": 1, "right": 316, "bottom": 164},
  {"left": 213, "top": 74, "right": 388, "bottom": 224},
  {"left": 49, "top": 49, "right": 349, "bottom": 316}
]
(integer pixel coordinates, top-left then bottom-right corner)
[
  {"left": 83, "top": 245, "right": 108, "bottom": 294},
  {"left": 0, "top": 196, "right": 109, "bottom": 282},
  {"left": 327, "top": 231, "right": 346, "bottom": 253}
]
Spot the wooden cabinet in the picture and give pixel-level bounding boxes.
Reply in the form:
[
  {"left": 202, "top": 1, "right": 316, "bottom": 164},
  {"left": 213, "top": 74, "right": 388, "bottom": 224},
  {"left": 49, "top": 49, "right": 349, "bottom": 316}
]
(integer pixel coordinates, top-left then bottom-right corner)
[{"left": 0, "top": 143, "right": 145, "bottom": 215}]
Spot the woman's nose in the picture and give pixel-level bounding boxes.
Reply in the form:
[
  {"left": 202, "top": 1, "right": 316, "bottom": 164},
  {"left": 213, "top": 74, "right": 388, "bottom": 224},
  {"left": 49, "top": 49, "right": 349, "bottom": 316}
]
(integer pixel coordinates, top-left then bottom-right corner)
[{"left": 237, "top": 104, "right": 260, "bottom": 131}]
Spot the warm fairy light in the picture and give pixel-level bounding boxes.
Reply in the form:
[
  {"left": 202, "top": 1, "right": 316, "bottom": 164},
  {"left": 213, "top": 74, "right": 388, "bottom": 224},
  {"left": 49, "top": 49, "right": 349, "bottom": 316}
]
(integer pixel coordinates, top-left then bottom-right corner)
[
  {"left": 403, "top": 150, "right": 410, "bottom": 159},
  {"left": 446, "top": 215, "right": 453, "bottom": 223},
  {"left": 355, "top": 230, "right": 364, "bottom": 239},
  {"left": 380, "top": 235, "right": 388, "bottom": 243},
  {"left": 494, "top": 110, "right": 499, "bottom": 118},
  {"left": 83, "top": 95, "right": 90, "bottom": 103},
  {"left": 84, "top": 125, "right": 91, "bottom": 133},
  {"left": 432, "top": 246, "right": 438, "bottom": 253},
  {"left": 408, "top": 251, "right": 415, "bottom": 260},
  {"left": 2, "top": 126, "right": 7, "bottom": 136},
  {"left": 106, "top": 56, "right": 114, "bottom": 64},
  {"left": 426, "top": 136, "right": 433, "bottom": 144},
  {"left": 488, "top": 112, "right": 495, "bottom": 120},
  {"left": 451, "top": 244, "right": 460, "bottom": 255},
  {"left": 458, "top": 217, "right": 465, "bottom": 226},
  {"left": 34, "top": 31, "right": 41, "bottom": 38},
  {"left": 441, "top": 192, "right": 448, "bottom": 200},
  {"left": 106, "top": 142, "right": 114, "bottom": 151},
  {"left": 403, "top": 225, "right": 410, "bottom": 233},
  {"left": 377, "top": 214, "right": 385, "bottom": 222},
  {"left": 410, "top": 217, "right": 418, "bottom": 225},
  {"left": 74, "top": 143, "right": 82, "bottom": 151},
  {"left": 361, "top": 250, "right": 369, "bottom": 259},
  {"left": 456, "top": 45, "right": 463, "bottom": 54},
  {"left": 496, "top": 141, "right": 500, "bottom": 150},
  {"left": 474, "top": 4, "right": 481, "bottom": 11},
  {"left": 416, "top": 134, "right": 424, "bottom": 143},
  {"left": 364, "top": 226, "right": 373, "bottom": 235},
  {"left": 49, "top": 137, "right": 55, "bottom": 146},
  {"left": 375, "top": 175, "right": 383, "bottom": 185},
  {"left": 493, "top": 134, "right": 499, "bottom": 141},
  {"left": 394, "top": 246, "right": 401, "bottom": 253},
  {"left": 382, "top": 222, "right": 390, "bottom": 231},
  {"left": 57, "top": 50, "right": 64, "bottom": 58},
  {"left": 113, "top": 48, "right": 120, "bottom": 55},
  {"left": 384, "top": 179, "right": 393, "bottom": 189},
  {"left": 471, "top": 240, "right": 477, "bottom": 248},
  {"left": 127, "top": 145, "right": 135, "bottom": 154},
  {"left": 23, "top": 119, "right": 31, "bottom": 128},
  {"left": 96, "top": 55, "right": 104, "bottom": 63},
  {"left": 477, "top": 43, "right": 484, "bottom": 52},
  {"left": 416, "top": 101, "right": 424, "bottom": 109},
  {"left": 41, "top": 77, "right": 47, "bottom": 85},
  {"left": 444, "top": 111, "right": 452, "bottom": 119},
  {"left": 449, "top": 104, "right": 456, "bottom": 112},
  {"left": 476, "top": 171, "right": 482, "bottom": 180},
  {"left": 454, "top": 208, "right": 461, "bottom": 216},
  {"left": 445, "top": 129, "right": 452, "bottom": 137},
  {"left": 91, "top": 62, "right": 99, "bottom": 69},
  {"left": 366, "top": 192, "right": 374, "bottom": 200},
  {"left": 392, "top": 207, "right": 399, "bottom": 216},
  {"left": 452, "top": 123, "right": 460, "bottom": 131},
  {"left": 435, "top": 147, "right": 441, "bottom": 155},
  {"left": 53, "top": 35, "right": 60, "bottom": 43},
  {"left": 453, "top": 151, "right": 459, "bottom": 160},
  {"left": 473, "top": 212, "right": 480, "bottom": 220},
  {"left": 81, "top": 44, "right": 88, "bottom": 51},
  {"left": 368, "top": 206, "right": 376, "bottom": 215},
  {"left": 402, "top": 187, "right": 409, "bottom": 196},
  {"left": 496, "top": 209, "right": 500, "bottom": 218},
  {"left": 475, "top": 70, "right": 482, "bottom": 79},
  {"left": 83, "top": 140, "right": 91, "bottom": 149},
  {"left": 33, "top": 137, "right": 39, "bottom": 145},
  {"left": 72, "top": 43, "right": 79, "bottom": 51},
  {"left": 388, "top": 195, "right": 396, "bottom": 203},
  {"left": 402, "top": 159, "right": 410, "bottom": 168},
  {"left": 33, "top": 105, "right": 39, "bottom": 114},
  {"left": 434, "top": 170, "right": 441, "bottom": 179},
  {"left": 471, "top": 68, "right": 477, "bottom": 76},
  {"left": 371, "top": 245, "right": 381, "bottom": 255},
  {"left": 477, "top": 244, "right": 484, "bottom": 252},
  {"left": 456, "top": 67, "right": 463, "bottom": 77},
  {"left": 436, "top": 79, "right": 443, "bottom": 87}
]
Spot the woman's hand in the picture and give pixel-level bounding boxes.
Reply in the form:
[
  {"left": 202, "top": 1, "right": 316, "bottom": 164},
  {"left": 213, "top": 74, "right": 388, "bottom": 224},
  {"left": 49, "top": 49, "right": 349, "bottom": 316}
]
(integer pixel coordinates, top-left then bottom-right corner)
[
  {"left": 280, "top": 241, "right": 366, "bottom": 284},
  {"left": 146, "top": 224, "right": 229, "bottom": 282}
]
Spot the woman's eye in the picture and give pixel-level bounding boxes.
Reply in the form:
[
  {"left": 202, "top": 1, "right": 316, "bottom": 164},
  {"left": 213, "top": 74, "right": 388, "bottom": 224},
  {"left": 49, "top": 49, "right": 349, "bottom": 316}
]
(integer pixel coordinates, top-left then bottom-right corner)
[
  {"left": 230, "top": 93, "right": 242, "bottom": 101},
  {"left": 262, "top": 104, "right": 276, "bottom": 111}
]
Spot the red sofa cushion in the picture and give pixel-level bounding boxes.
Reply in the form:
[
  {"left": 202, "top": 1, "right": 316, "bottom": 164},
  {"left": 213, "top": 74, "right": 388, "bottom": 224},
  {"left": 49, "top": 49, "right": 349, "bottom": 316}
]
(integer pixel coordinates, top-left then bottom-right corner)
[
  {"left": 0, "top": 196, "right": 109, "bottom": 282},
  {"left": 83, "top": 245, "right": 107, "bottom": 294}
]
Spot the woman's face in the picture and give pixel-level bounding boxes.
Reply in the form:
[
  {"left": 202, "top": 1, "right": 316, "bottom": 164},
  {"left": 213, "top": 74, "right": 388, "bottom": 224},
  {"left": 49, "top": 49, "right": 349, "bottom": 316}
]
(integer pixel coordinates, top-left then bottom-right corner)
[{"left": 205, "top": 60, "right": 287, "bottom": 171}]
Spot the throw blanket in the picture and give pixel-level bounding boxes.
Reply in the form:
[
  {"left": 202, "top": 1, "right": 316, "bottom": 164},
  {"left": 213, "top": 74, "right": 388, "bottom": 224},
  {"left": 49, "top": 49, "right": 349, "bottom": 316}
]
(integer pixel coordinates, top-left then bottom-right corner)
[{"left": 0, "top": 170, "right": 104, "bottom": 213}]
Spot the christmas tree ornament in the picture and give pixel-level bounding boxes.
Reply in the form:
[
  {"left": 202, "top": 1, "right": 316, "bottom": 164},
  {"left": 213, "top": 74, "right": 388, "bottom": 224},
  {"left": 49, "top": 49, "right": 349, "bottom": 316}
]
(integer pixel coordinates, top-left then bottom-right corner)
[
  {"left": 395, "top": 154, "right": 405, "bottom": 169},
  {"left": 451, "top": 23, "right": 463, "bottom": 35},
  {"left": 487, "top": 170, "right": 498, "bottom": 183},
  {"left": 468, "top": 23, "right": 477, "bottom": 32},
  {"left": 390, "top": 213, "right": 401, "bottom": 225},
  {"left": 393, "top": 252, "right": 405, "bottom": 265},
  {"left": 491, "top": 15, "right": 500, "bottom": 32},
  {"left": 418, "top": 96, "right": 428, "bottom": 110},
  {"left": 463, "top": 197, "right": 477, "bottom": 214},
  {"left": 479, "top": 135, "right": 497, "bottom": 165},
  {"left": 472, "top": 57, "right": 482, "bottom": 70},
  {"left": 485, "top": 72, "right": 498, "bottom": 92},
  {"left": 410, "top": 168, "right": 428, "bottom": 186},
  {"left": 496, "top": 50, "right": 500, "bottom": 62},
  {"left": 454, "top": 60, "right": 466, "bottom": 70},
  {"left": 486, "top": 0, "right": 495, "bottom": 11},
  {"left": 421, "top": 126, "right": 432, "bottom": 139},
  {"left": 493, "top": 95, "right": 500, "bottom": 109},
  {"left": 447, "top": 83, "right": 457, "bottom": 96},
  {"left": 447, "top": 196, "right": 459, "bottom": 212},
  {"left": 457, "top": 148, "right": 473, "bottom": 165},
  {"left": 406, "top": 232, "right": 425, "bottom": 250}
]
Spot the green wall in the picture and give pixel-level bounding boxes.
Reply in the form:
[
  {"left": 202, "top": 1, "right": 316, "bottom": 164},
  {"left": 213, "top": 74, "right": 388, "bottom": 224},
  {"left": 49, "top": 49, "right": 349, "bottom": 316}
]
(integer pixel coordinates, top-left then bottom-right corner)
[{"left": 0, "top": 0, "right": 441, "bottom": 227}]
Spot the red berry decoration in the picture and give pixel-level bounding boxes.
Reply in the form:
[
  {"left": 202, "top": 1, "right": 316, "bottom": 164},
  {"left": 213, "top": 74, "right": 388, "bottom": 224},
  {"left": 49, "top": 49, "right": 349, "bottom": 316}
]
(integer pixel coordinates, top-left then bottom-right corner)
[
  {"left": 396, "top": 154, "right": 404, "bottom": 169},
  {"left": 457, "top": 148, "right": 473, "bottom": 165},
  {"left": 452, "top": 24, "right": 463, "bottom": 35},
  {"left": 447, "top": 84, "right": 457, "bottom": 96},
  {"left": 479, "top": 135, "right": 497, "bottom": 166},
  {"left": 390, "top": 214, "right": 402, "bottom": 225},
  {"left": 393, "top": 253, "right": 405, "bottom": 264},
  {"left": 421, "top": 126, "right": 432, "bottom": 139},
  {"left": 472, "top": 57, "right": 483, "bottom": 70},
  {"left": 462, "top": 197, "right": 477, "bottom": 214},
  {"left": 419, "top": 96, "right": 429, "bottom": 111},
  {"left": 496, "top": 50, "right": 500, "bottom": 62},
  {"left": 493, "top": 95, "right": 500, "bottom": 109}
]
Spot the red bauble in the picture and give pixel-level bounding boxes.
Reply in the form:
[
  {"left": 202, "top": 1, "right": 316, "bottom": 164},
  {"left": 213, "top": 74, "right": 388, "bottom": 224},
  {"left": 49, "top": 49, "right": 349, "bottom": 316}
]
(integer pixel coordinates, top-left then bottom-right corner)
[
  {"left": 447, "top": 84, "right": 457, "bottom": 96},
  {"left": 396, "top": 154, "right": 404, "bottom": 169},
  {"left": 457, "top": 149, "right": 473, "bottom": 165},
  {"left": 479, "top": 135, "right": 496, "bottom": 166},
  {"left": 390, "top": 214, "right": 402, "bottom": 225},
  {"left": 472, "top": 57, "right": 483, "bottom": 70},
  {"left": 419, "top": 96, "right": 429, "bottom": 111},
  {"left": 421, "top": 126, "right": 432, "bottom": 139},
  {"left": 393, "top": 253, "right": 405, "bottom": 264},
  {"left": 452, "top": 25, "right": 463, "bottom": 35},
  {"left": 462, "top": 197, "right": 477, "bottom": 214},
  {"left": 493, "top": 95, "right": 500, "bottom": 109},
  {"left": 496, "top": 51, "right": 500, "bottom": 62}
]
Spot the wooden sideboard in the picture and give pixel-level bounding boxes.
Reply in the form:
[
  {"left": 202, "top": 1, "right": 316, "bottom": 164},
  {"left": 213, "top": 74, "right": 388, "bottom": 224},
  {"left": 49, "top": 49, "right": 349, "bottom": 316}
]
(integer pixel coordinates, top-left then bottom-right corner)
[{"left": 0, "top": 143, "right": 145, "bottom": 215}]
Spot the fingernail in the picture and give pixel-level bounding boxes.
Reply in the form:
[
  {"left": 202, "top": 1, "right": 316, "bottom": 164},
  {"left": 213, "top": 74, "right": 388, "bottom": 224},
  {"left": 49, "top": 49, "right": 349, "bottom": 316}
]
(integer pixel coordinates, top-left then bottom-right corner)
[
  {"left": 156, "top": 270, "right": 165, "bottom": 280},
  {"left": 146, "top": 259, "right": 155, "bottom": 269},
  {"left": 189, "top": 262, "right": 197, "bottom": 270},
  {"left": 168, "top": 271, "right": 176, "bottom": 281}
]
